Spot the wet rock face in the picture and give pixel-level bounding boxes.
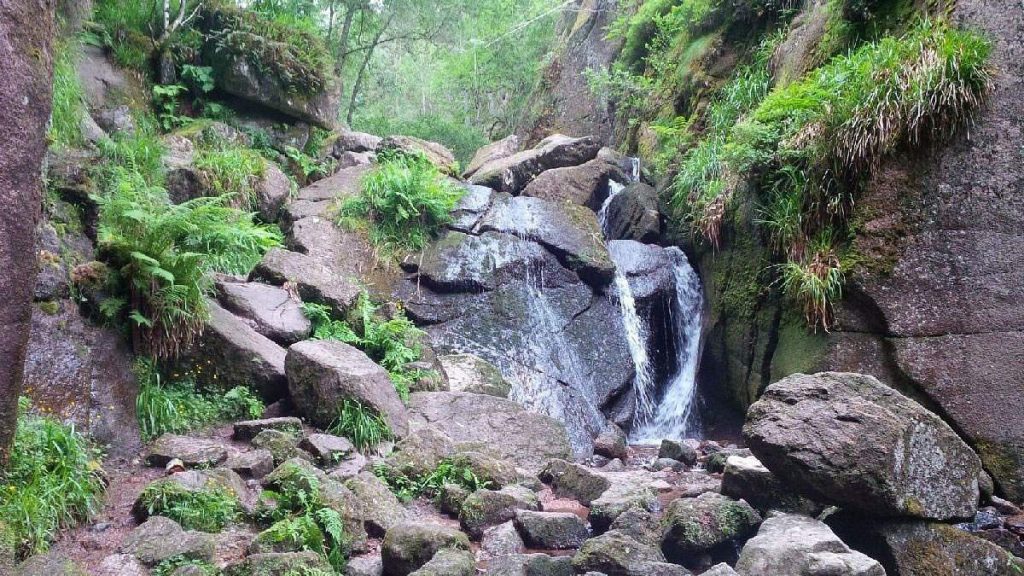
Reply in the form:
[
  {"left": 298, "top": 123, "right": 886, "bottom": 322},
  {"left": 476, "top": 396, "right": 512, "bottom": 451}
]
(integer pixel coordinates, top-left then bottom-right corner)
[
  {"left": 22, "top": 302, "right": 141, "bottom": 457},
  {"left": 744, "top": 372, "right": 982, "bottom": 520},
  {"left": 604, "top": 182, "right": 661, "bottom": 243},
  {"left": 735, "top": 514, "right": 884, "bottom": 576},
  {"left": 520, "top": 153, "right": 629, "bottom": 210}
]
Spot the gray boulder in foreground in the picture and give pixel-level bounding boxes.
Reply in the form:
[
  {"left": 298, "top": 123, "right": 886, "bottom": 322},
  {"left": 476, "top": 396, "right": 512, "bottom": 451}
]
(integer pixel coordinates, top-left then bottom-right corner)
[
  {"left": 734, "top": 514, "right": 884, "bottom": 576},
  {"left": 744, "top": 372, "right": 982, "bottom": 521}
]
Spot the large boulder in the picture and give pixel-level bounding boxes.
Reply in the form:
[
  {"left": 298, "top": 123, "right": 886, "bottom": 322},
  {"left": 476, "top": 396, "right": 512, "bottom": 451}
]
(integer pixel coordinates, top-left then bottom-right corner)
[
  {"left": 479, "top": 195, "right": 614, "bottom": 286},
  {"left": 286, "top": 340, "right": 408, "bottom": 436},
  {"left": 216, "top": 281, "right": 311, "bottom": 344},
  {"left": 380, "top": 523, "right": 470, "bottom": 576},
  {"left": 345, "top": 471, "right": 408, "bottom": 536},
  {"left": 572, "top": 530, "right": 689, "bottom": 576},
  {"left": 377, "top": 135, "right": 457, "bottom": 175},
  {"left": 871, "top": 521, "right": 1024, "bottom": 575},
  {"left": 521, "top": 153, "right": 629, "bottom": 210},
  {"left": 119, "top": 516, "right": 215, "bottom": 566},
  {"left": 408, "top": 548, "right": 475, "bottom": 576},
  {"left": 469, "top": 134, "right": 602, "bottom": 194},
  {"left": 513, "top": 510, "right": 589, "bottom": 549},
  {"left": 329, "top": 130, "right": 382, "bottom": 155},
  {"left": 459, "top": 487, "right": 539, "bottom": 539},
  {"left": 251, "top": 248, "right": 360, "bottom": 317},
  {"left": 660, "top": 492, "right": 762, "bottom": 560},
  {"left": 744, "top": 372, "right": 983, "bottom": 520},
  {"left": 206, "top": 49, "right": 340, "bottom": 129},
  {"left": 486, "top": 553, "right": 574, "bottom": 576},
  {"left": 21, "top": 301, "right": 140, "bottom": 457},
  {"left": 720, "top": 455, "right": 822, "bottom": 515},
  {"left": 734, "top": 514, "right": 884, "bottom": 576},
  {"left": 406, "top": 391, "right": 571, "bottom": 472},
  {"left": 438, "top": 354, "right": 512, "bottom": 397},
  {"left": 463, "top": 135, "right": 519, "bottom": 179},
  {"left": 255, "top": 162, "right": 293, "bottom": 222},
  {"left": 188, "top": 300, "right": 288, "bottom": 400},
  {"left": 145, "top": 435, "right": 232, "bottom": 468}
]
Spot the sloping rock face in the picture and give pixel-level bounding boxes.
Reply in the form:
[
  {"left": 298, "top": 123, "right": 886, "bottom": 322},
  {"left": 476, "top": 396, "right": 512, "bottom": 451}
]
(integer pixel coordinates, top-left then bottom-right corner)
[
  {"left": 216, "top": 281, "right": 311, "bottom": 344},
  {"left": 468, "top": 134, "right": 602, "bottom": 194},
  {"left": 604, "top": 182, "right": 661, "bottom": 243},
  {"left": 22, "top": 302, "right": 141, "bottom": 457},
  {"left": 463, "top": 135, "right": 518, "bottom": 179},
  {"left": 521, "top": 153, "right": 629, "bottom": 210},
  {"left": 515, "top": 0, "right": 622, "bottom": 146},
  {"left": 406, "top": 392, "right": 571, "bottom": 472},
  {"left": 744, "top": 372, "right": 982, "bottom": 520},
  {"left": 396, "top": 192, "right": 633, "bottom": 456}
]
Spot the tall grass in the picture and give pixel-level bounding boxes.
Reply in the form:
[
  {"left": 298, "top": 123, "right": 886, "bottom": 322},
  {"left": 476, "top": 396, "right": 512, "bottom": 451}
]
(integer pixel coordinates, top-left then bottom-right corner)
[
  {"left": 339, "top": 151, "right": 463, "bottom": 253},
  {"left": 137, "top": 480, "right": 240, "bottom": 532},
  {"left": 0, "top": 399, "right": 105, "bottom": 560},
  {"left": 193, "top": 144, "right": 267, "bottom": 211},
  {"left": 49, "top": 40, "right": 86, "bottom": 149}
]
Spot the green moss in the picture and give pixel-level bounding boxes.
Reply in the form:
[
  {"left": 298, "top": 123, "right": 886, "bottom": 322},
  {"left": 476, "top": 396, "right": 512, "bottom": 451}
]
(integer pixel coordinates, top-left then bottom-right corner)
[
  {"left": 37, "top": 301, "right": 61, "bottom": 316},
  {"left": 770, "top": 310, "right": 828, "bottom": 380},
  {"left": 975, "top": 440, "right": 1024, "bottom": 502}
]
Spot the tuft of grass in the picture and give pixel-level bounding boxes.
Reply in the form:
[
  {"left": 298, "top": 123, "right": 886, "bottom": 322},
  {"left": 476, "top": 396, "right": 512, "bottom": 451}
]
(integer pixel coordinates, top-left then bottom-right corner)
[
  {"left": 339, "top": 151, "right": 463, "bottom": 253},
  {"left": 193, "top": 144, "right": 267, "bottom": 211},
  {"left": 135, "top": 358, "right": 264, "bottom": 441},
  {"left": 777, "top": 232, "right": 845, "bottom": 331},
  {"left": 328, "top": 400, "right": 392, "bottom": 453},
  {"left": 49, "top": 39, "right": 86, "bottom": 148},
  {"left": 137, "top": 480, "right": 239, "bottom": 532},
  {"left": 372, "top": 458, "right": 495, "bottom": 503},
  {"left": 0, "top": 398, "right": 105, "bottom": 560}
]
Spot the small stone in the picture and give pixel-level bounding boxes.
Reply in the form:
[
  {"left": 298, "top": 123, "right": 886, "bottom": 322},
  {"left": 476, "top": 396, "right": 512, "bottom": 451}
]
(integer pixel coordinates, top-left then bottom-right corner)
[
  {"left": 233, "top": 417, "right": 303, "bottom": 441},
  {"left": 514, "top": 510, "right": 589, "bottom": 549},
  {"left": 487, "top": 553, "right": 574, "bottom": 576},
  {"left": 649, "top": 458, "right": 683, "bottom": 471},
  {"left": 300, "top": 433, "right": 355, "bottom": 465},
  {"left": 480, "top": 521, "right": 525, "bottom": 559},
  {"left": 252, "top": 429, "right": 308, "bottom": 465},
  {"left": 329, "top": 452, "right": 370, "bottom": 481},
  {"left": 95, "top": 554, "right": 147, "bottom": 576},
  {"left": 225, "top": 449, "right": 275, "bottom": 479},
  {"left": 345, "top": 554, "right": 383, "bottom": 576},
  {"left": 594, "top": 425, "right": 628, "bottom": 460},
  {"left": 459, "top": 487, "right": 539, "bottom": 539},
  {"left": 539, "top": 459, "right": 610, "bottom": 505},
  {"left": 658, "top": 440, "right": 697, "bottom": 465}
]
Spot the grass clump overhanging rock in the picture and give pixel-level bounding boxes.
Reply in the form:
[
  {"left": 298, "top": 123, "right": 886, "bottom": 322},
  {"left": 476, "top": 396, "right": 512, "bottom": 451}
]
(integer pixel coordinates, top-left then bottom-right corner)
[
  {"left": 0, "top": 399, "right": 105, "bottom": 560},
  {"left": 193, "top": 142, "right": 268, "bottom": 211},
  {"left": 373, "top": 458, "right": 495, "bottom": 503},
  {"left": 670, "top": 18, "right": 992, "bottom": 329},
  {"left": 135, "top": 358, "right": 265, "bottom": 441},
  {"left": 328, "top": 399, "right": 393, "bottom": 453},
  {"left": 339, "top": 150, "right": 464, "bottom": 253},
  {"left": 137, "top": 479, "right": 240, "bottom": 532}
]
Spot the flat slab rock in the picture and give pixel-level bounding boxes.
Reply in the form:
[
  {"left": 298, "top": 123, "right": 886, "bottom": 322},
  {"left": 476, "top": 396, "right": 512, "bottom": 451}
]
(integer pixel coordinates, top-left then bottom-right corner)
[
  {"left": 233, "top": 416, "right": 303, "bottom": 441},
  {"left": 407, "top": 391, "right": 571, "bottom": 472},
  {"left": 145, "top": 434, "right": 232, "bottom": 468},
  {"left": 216, "top": 281, "right": 311, "bottom": 344}
]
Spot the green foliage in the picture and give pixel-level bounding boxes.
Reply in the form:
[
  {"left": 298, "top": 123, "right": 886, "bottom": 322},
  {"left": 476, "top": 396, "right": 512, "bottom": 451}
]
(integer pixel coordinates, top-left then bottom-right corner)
[
  {"left": 95, "top": 138, "right": 281, "bottom": 358},
  {"left": 373, "top": 458, "right": 494, "bottom": 503},
  {"left": 340, "top": 151, "right": 463, "bottom": 253},
  {"left": 204, "top": 2, "right": 333, "bottom": 95},
  {"left": 137, "top": 480, "right": 240, "bottom": 532},
  {"left": 153, "top": 556, "right": 220, "bottom": 576},
  {"left": 98, "top": 122, "right": 167, "bottom": 186},
  {"left": 777, "top": 232, "right": 845, "bottom": 331},
  {"left": 194, "top": 144, "right": 268, "bottom": 210},
  {"left": 49, "top": 40, "right": 86, "bottom": 148},
  {"left": 135, "top": 358, "right": 264, "bottom": 441},
  {"left": 357, "top": 114, "right": 487, "bottom": 168},
  {"left": 0, "top": 399, "right": 105, "bottom": 560},
  {"left": 92, "top": 0, "right": 157, "bottom": 70},
  {"left": 256, "top": 462, "right": 346, "bottom": 571},
  {"left": 327, "top": 399, "right": 392, "bottom": 453},
  {"left": 181, "top": 64, "right": 217, "bottom": 95},
  {"left": 153, "top": 84, "right": 191, "bottom": 131}
]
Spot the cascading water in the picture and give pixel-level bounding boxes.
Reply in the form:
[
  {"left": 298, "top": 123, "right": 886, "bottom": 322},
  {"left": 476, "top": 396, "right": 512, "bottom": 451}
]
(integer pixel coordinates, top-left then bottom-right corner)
[
  {"left": 631, "top": 247, "right": 704, "bottom": 442},
  {"left": 611, "top": 265, "right": 658, "bottom": 423}
]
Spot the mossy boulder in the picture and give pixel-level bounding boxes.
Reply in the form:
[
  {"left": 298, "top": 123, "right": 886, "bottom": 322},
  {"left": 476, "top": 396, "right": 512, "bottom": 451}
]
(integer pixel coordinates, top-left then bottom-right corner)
[
  {"left": 119, "top": 516, "right": 216, "bottom": 566},
  {"left": 224, "top": 551, "right": 330, "bottom": 576},
  {"left": 380, "top": 522, "right": 470, "bottom": 576},
  {"left": 875, "top": 521, "right": 1024, "bottom": 576},
  {"left": 660, "top": 492, "right": 762, "bottom": 560},
  {"left": 407, "top": 548, "right": 475, "bottom": 576},
  {"left": 572, "top": 530, "right": 688, "bottom": 576},
  {"left": 459, "top": 487, "right": 539, "bottom": 539},
  {"left": 252, "top": 429, "right": 310, "bottom": 466}
]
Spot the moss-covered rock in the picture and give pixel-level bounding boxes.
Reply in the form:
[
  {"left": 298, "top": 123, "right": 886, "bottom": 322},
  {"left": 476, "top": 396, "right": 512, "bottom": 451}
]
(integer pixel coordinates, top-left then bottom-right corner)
[
  {"left": 380, "top": 522, "right": 470, "bottom": 576},
  {"left": 660, "top": 492, "right": 762, "bottom": 560}
]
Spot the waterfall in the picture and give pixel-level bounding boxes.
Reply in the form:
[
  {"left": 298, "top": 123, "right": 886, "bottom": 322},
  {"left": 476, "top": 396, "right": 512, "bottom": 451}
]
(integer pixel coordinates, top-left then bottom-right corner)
[
  {"left": 611, "top": 263, "right": 658, "bottom": 423},
  {"left": 631, "top": 247, "right": 704, "bottom": 442},
  {"left": 597, "top": 181, "right": 624, "bottom": 236}
]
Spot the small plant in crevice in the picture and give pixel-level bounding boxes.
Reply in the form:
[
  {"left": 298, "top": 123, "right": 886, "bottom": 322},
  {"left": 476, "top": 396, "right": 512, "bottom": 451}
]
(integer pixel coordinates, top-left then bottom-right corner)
[
  {"left": 328, "top": 399, "right": 392, "bottom": 453},
  {"left": 135, "top": 358, "right": 265, "bottom": 441},
  {"left": 137, "top": 480, "right": 240, "bottom": 532},
  {"left": 338, "top": 150, "right": 463, "bottom": 253},
  {"left": 256, "top": 462, "right": 347, "bottom": 572},
  {"left": 303, "top": 294, "right": 434, "bottom": 402},
  {"left": 373, "top": 457, "right": 495, "bottom": 503},
  {"left": 0, "top": 398, "right": 105, "bottom": 560},
  {"left": 776, "top": 232, "right": 845, "bottom": 331},
  {"left": 152, "top": 555, "right": 220, "bottom": 576}
]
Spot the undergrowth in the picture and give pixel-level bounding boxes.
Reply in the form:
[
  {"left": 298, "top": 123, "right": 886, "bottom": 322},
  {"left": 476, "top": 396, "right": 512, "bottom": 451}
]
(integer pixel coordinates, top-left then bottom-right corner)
[
  {"left": 135, "top": 358, "right": 264, "bottom": 441},
  {"left": 137, "top": 480, "right": 240, "bottom": 532},
  {"left": 373, "top": 458, "right": 494, "bottom": 503},
  {"left": 256, "top": 461, "right": 347, "bottom": 571},
  {"left": 339, "top": 150, "right": 463, "bottom": 253},
  {"left": 153, "top": 556, "right": 220, "bottom": 576},
  {"left": 193, "top": 143, "right": 268, "bottom": 211},
  {"left": 0, "top": 398, "right": 105, "bottom": 560},
  {"left": 49, "top": 39, "right": 86, "bottom": 148}
]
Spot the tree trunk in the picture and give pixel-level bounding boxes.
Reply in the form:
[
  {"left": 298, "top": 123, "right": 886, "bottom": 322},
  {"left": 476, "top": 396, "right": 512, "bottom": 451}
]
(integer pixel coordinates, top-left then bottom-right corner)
[
  {"left": 0, "top": 0, "right": 56, "bottom": 465},
  {"left": 335, "top": 3, "right": 357, "bottom": 74},
  {"left": 346, "top": 15, "right": 390, "bottom": 126}
]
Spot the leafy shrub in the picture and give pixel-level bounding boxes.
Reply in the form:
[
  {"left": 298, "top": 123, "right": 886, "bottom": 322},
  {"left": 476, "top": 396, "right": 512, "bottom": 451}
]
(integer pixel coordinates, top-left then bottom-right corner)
[
  {"left": 373, "top": 458, "right": 494, "bottom": 503},
  {"left": 257, "top": 462, "right": 347, "bottom": 571},
  {"left": 153, "top": 84, "right": 190, "bottom": 131},
  {"left": 339, "top": 151, "right": 463, "bottom": 253},
  {"left": 135, "top": 359, "right": 264, "bottom": 440},
  {"left": 95, "top": 161, "right": 281, "bottom": 358},
  {"left": 98, "top": 122, "right": 167, "bottom": 186},
  {"left": 49, "top": 40, "right": 86, "bottom": 148},
  {"left": 193, "top": 144, "right": 268, "bottom": 210},
  {"left": 327, "top": 399, "right": 392, "bottom": 452},
  {"left": 137, "top": 480, "right": 240, "bottom": 532},
  {"left": 0, "top": 398, "right": 105, "bottom": 559}
]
